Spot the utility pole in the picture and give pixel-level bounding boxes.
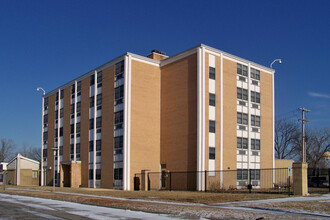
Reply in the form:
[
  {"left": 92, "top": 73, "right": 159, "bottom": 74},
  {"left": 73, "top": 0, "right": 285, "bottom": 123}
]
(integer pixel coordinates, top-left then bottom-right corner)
[{"left": 298, "top": 108, "right": 310, "bottom": 163}]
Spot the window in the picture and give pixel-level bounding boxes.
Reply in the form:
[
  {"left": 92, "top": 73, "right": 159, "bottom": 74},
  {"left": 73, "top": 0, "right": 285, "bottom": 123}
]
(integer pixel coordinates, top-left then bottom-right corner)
[
  {"left": 96, "top": 169, "right": 101, "bottom": 180},
  {"left": 237, "top": 137, "right": 248, "bottom": 149},
  {"left": 44, "top": 114, "right": 48, "bottom": 124},
  {"left": 89, "top": 169, "right": 93, "bottom": 179},
  {"left": 209, "top": 93, "right": 215, "bottom": 106},
  {"left": 60, "top": 109, "right": 63, "bottom": 118},
  {"left": 251, "top": 91, "right": 260, "bottom": 103},
  {"left": 59, "top": 127, "right": 63, "bottom": 137},
  {"left": 96, "top": 140, "right": 101, "bottom": 151},
  {"left": 209, "top": 67, "right": 215, "bottom": 79},
  {"left": 114, "top": 136, "right": 123, "bottom": 148},
  {"left": 60, "top": 89, "right": 64, "bottom": 99},
  {"left": 251, "top": 139, "right": 260, "bottom": 150},
  {"left": 90, "top": 96, "right": 94, "bottom": 108},
  {"left": 77, "top": 81, "right": 81, "bottom": 93},
  {"left": 59, "top": 146, "right": 63, "bottom": 155},
  {"left": 55, "top": 129, "right": 58, "bottom": 137},
  {"left": 76, "top": 123, "right": 80, "bottom": 133},
  {"left": 90, "top": 74, "right": 95, "bottom": 85},
  {"left": 209, "top": 147, "right": 215, "bottom": 160},
  {"left": 89, "top": 119, "right": 94, "bottom": 129},
  {"left": 114, "top": 168, "right": 123, "bottom": 180},
  {"left": 250, "top": 68, "right": 260, "bottom": 80},
  {"left": 237, "top": 88, "right": 248, "bottom": 101},
  {"left": 97, "top": 71, "right": 102, "bottom": 88},
  {"left": 70, "top": 144, "right": 74, "bottom": 154},
  {"left": 237, "top": 169, "right": 248, "bottom": 180},
  {"left": 43, "top": 149, "right": 47, "bottom": 158},
  {"left": 237, "top": 64, "right": 248, "bottom": 77},
  {"left": 209, "top": 120, "right": 215, "bottom": 133},
  {"left": 32, "top": 171, "right": 38, "bottom": 179},
  {"left": 71, "top": 104, "right": 74, "bottom": 114},
  {"left": 55, "top": 110, "right": 58, "bottom": 119},
  {"left": 115, "top": 60, "right": 124, "bottom": 75},
  {"left": 89, "top": 141, "right": 94, "bottom": 152},
  {"left": 114, "top": 111, "right": 123, "bottom": 124},
  {"left": 250, "top": 169, "right": 260, "bottom": 180},
  {"left": 115, "top": 86, "right": 124, "bottom": 99},
  {"left": 96, "top": 117, "right": 102, "bottom": 128},
  {"left": 43, "top": 132, "right": 48, "bottom": 142},
  {"left": 97, "top": 94, "right": 102, "bottom": 106},
  {"left": 76, "top": 102, "right": 81, "bottom": 113},
  {"left": 71, "top": 84, "right": 75, "bottom": 94},
  {"left": 251, "top": 115, "right": 260, "bottom": 127},
  {"left": 237, "top": 113, "right": 248, "bottom": 125},
  {"left": 71, "top": 124, "right": 74, "bottom": 134}
]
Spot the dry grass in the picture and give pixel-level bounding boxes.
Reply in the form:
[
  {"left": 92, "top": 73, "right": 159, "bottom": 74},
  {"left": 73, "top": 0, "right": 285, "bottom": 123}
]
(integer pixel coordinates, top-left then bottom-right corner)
[{"left": 2, "top": 185, "right": 288, "bottom": 203}]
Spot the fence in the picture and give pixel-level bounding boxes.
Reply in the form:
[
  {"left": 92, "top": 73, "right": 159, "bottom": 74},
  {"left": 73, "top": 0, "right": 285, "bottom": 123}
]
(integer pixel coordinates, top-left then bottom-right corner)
[
  {"left": 135, "top": 168, "right": 292, "bottom": 193},
  {"left": 307, "top": 168, "right": 330, "bottom": 193}
]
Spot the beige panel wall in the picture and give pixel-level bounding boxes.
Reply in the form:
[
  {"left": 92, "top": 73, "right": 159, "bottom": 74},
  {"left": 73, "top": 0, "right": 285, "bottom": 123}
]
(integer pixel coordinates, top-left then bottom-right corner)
[
  {"left": 161, "top": 53, "right": 198, "bottom": 173},
  {"left": 130, "top": 60, "right": 161, "bottom": 188},
  {"left": 19, "top": 159, "right": 39, "bottom": 170},
  {"left": 80, "top": 77, "right": 90, "bottom": 187},
  {"left": 47, "top": 94, "right": 55, "bottom": 186},
  {"left": 101, "top": 65, "right": 115, "bottom": 188},
  {"left": 222, "top": 58, "right": 237, "bottom": 188},
  {"left": 260, "top": 71, "right": 274, "bottom": 169},
  {"left": 63, "top": 87, "right": 71, "bottom": 162}
]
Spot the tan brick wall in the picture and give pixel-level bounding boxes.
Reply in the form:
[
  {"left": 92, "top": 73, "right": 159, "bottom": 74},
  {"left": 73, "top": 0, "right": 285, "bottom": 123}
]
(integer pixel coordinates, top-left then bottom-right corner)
[
  {"left": 130, "top": 60, "right": 161, "bottom": 188},
  {"left": 47, "top": 94, "right": 56, "bottom": 186},
  {"left": 222, "top": 58, "right": 237, "bottom": 188},
  {"left": 215, "top": 56, "right": 221, "bottom": 171},
  {"left": 6, "top": 170, "right": 16, "bottom": 185},
  {"left": 101, "top": 65, "right": 115, "bottom": 188},
  {"left": 63, "top": 87, "right": 71, "bottom": 162},
  {"left": 147, "top": 53, "right": 168, "bottom": 61},
  {"left": 20, "top": 169, "right": 39, "bottom": 186},
  {"left": 260, "top": 71, "right": 274, "bottom": 169},
  {"left": 205, "top": 53, "right": 209, "bottom": 171},
  {"left": 80, "top": 77, "right": 90, "bottom": 187},
  {"left": 161, "top": 53, "right": 198, "bottom": 175}
]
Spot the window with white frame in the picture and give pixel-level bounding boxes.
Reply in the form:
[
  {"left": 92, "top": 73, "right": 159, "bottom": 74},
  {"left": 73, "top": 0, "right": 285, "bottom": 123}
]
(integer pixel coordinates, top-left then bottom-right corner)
[
  {"left": 251, "top": 139, "right": 260, "bottom": 150},
  {"left": 237, "top": 137, "right": 248, "bottom": 149},
  {"left": 251, "top": 91, "right": 260, "bottom": 104},
  {"left": 237, "top": 64, "right": 248, "bottom": 77},
  {"left": 209, "top": 93, "right": 215, "bottom": 106},
  {"left": 250, "top": 68, "right": 260, "bottom": 80},
  {"left": 237, "top": 112, "right": 248, "bottom": 125},
  {"left": 251, "top": 115, "right": 260, "bottom": 127},
  {"left": 237, "top": 88, "right": 248, "bottom": 101}
]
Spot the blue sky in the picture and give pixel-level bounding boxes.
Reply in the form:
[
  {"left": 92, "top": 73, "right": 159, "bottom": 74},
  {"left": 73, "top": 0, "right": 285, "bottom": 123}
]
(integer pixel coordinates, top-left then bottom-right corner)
[{"left": 0, "top": 0, "right": 329, "bottom": 150}]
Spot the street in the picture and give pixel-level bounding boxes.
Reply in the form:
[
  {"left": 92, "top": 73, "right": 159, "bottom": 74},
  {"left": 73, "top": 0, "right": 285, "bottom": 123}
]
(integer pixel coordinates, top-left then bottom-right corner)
[{"left": 0, "top": 194, "right": 176, "bottom": 220}]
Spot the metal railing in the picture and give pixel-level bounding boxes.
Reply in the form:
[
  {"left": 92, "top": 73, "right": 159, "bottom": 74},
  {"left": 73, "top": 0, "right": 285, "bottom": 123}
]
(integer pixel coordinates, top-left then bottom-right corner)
[{"left": 134, "top": 168, "right": 292, "bottom": 194}]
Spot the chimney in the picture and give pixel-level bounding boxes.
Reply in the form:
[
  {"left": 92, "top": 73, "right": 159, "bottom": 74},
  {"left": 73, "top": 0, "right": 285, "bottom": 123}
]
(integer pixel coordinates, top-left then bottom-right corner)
[{"left": 147, "top": 49, "right": 168, "bottom": 61}]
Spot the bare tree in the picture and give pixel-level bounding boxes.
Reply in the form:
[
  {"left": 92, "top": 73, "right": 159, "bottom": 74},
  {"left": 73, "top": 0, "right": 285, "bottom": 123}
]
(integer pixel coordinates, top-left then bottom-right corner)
[
  {"left": 19, "top": 142, "right": 41, "bottom": 162},
  {"left": 275, "top": 119, "right": 299, "bottom": 159},
  {"left": 0, "top": 138, "right": 16, "bottom": 162},
  {"left": 293, "top": 128, "right": 330, "bottom": 168}
]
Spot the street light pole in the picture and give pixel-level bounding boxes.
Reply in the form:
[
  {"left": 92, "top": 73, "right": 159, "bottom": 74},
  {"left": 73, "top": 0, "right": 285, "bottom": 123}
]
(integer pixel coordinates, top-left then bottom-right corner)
[
  {"left": 270, "top": 59, "right": 282, "bottom": 69},
  {"left": 37, "top": 87, "right": 46, "bottom": 186},
  {"left": 51, "top": 147, "right": 58, "bottom": 192}
]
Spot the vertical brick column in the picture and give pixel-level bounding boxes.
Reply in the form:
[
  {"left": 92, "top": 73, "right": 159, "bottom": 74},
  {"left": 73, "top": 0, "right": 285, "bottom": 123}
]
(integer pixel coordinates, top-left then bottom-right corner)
[{"left": 293, "top": 162, "right": 308, "bottom": 196}]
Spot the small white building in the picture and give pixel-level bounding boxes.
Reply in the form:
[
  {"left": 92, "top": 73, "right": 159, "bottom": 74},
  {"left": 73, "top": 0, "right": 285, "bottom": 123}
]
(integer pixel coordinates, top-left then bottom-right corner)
[{"left": 3, "top": 154, "right": 40, "bottom": 186}]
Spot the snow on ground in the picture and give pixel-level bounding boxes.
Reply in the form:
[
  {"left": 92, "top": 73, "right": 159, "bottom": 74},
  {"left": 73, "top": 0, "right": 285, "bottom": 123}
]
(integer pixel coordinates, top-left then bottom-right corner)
[{"left": 0, "top": 193, "right": 182, "bottom": 219}]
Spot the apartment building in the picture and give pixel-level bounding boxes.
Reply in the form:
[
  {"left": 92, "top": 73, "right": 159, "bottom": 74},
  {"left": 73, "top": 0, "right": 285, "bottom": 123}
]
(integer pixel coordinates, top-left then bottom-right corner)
[{"left": 40, "top": 44, "right": 275, "bottom": 190}]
